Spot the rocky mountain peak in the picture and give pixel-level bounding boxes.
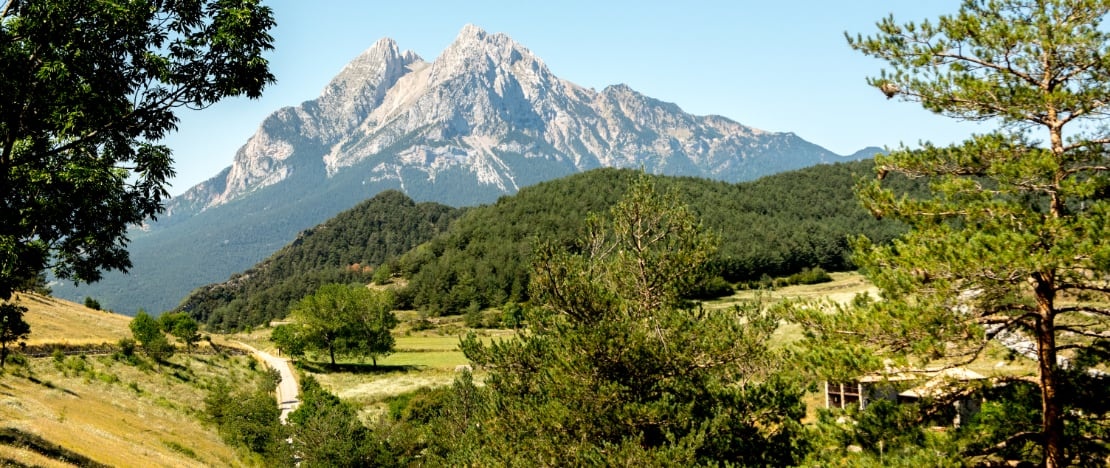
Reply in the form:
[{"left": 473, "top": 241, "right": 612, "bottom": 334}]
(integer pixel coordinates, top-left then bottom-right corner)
[
  {"left": 170, "top": 24, "right": 870, "bottom": 217},
  {"left": 67, "top": 25, "right": 878, "bottom": 315},
  {"left": 318, "top": 37, "right": 423, "bottom": 123}
]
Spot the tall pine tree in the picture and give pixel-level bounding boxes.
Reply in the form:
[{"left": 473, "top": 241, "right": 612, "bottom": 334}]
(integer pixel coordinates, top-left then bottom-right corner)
[{"left": 792, "top": 1, "right": 1110, "bottom": 465}]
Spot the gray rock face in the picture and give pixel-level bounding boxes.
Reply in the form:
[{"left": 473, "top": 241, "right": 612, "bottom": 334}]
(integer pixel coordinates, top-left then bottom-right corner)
[
  {"left": 58, "top": 25, "right": 875, "bottom": 315},
  {"left": 171, "top": 24, "right": 861, "bottom": 217}
]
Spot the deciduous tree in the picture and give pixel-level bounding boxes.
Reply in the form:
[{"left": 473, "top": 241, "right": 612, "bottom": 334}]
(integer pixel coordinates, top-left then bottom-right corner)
[
  {"left": 289, "top": 284, "right": 397, "bottom": 366},
  {"left": 0, "top": 0, "right": 275, "bottom": 301}
]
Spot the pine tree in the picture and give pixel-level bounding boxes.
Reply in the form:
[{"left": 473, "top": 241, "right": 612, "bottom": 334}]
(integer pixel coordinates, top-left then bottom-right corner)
[
  {"left": 791, "top": 1, "right": 1110, "bottom": 465},
  {"left": 452, "top": 175, "right": 807, "bottom": 464}
]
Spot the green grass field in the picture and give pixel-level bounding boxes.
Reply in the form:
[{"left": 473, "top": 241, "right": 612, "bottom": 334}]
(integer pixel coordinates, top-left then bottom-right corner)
[{"left": 285, "top": 274, "right": 882, "bottom": 423}]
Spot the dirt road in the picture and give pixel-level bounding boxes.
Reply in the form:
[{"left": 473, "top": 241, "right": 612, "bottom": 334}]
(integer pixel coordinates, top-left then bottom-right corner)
[{"left": 237, "top": 342, "right": 300, "bottom": 423}]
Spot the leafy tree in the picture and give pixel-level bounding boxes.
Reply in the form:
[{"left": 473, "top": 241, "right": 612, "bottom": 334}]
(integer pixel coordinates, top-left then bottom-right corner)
[
  {"left": 791, "top": 1, "right": 1110, "bottom": 465},
  {"left": 449, "top": 175, "right": 808, "bottom": 464},
  {"left": 0, "top": 302, "right": 30, "bottom": 367},
  {"left": 158, "top": 312, "right": 200, "bottom": 350},
  {"left": 204, "top": 376, "right": 289, "bottom": 464},
  {"left": 128, "top": 310, "right": 161, "bottom": 347},
  {"left": 0, "top": 0, "right": 276, "bottom": 301},
  {"left": 16, "top": 273, "right": 50, "bottom": 296},
  {"left": 130, "top": 310, "right": 174, "bottom": 361},
  {"left": 289, "top": 284, "right": 397, "bottom": 366},
  {"left": 270, "top": 323, "right": 307, "bottom": 360}
]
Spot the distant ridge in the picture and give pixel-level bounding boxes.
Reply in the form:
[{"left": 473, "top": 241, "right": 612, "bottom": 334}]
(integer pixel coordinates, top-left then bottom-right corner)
[{"left": 55, "top": 25, "right": 876, "bottom": 314}]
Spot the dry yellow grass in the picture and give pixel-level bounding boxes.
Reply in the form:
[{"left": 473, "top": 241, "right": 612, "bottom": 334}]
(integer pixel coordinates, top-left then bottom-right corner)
[
  {"left": 705, "top": 271, "right": 878, "bottom": 311},
  {"left": 1, "top": 293, "right": 253, "bottom": 467},
  {"left": 13, "top": 292, "right": 132, "bottom": 345}
]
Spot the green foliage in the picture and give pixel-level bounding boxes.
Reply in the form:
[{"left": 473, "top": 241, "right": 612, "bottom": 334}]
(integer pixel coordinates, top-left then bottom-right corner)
[
  {"left": 114, "top": 338, "right": 138, "bottom": 363},
  {"left": 83, "top": 297, "right": 101, "bottom": 310},
  {"left": 765, "top": 266, "right": 834, "bottom": 289},
  {"left": 158, "top": 312, "right": 200, "bottom": 349},
  {"left": 128, "top": 311, "right": 161, "bottom": 347},
  {"left": 178, "top": 190, "right": 462, "bottom": 330},
  {"left": 788, "top": 1, "right": 1110, "bottom": 465},
  {"left": 401, "top": 164, "right": 913, "bottom": 316},
  {"left": 269, "top": 324, "right": 306, "bottom": 359},
  {"left": 143, "top": 335, "right": 175, "bottom": 362},
  {"left": 0, "top": 0, "right": 276, "bottom": 301},
  {"left": 129, "top": 310, "right": 175, "bottom": 361},
  {"left": 204, "top": 378, "right": 289, "bottom": 463},
  {"left": 500, "top": 301, "right": 525, "bottom": 329},
  {"left": 289, "top": 284, "right": 398, "bottom": 366},
  {"left": 0, "top": 302, "right": 30, "bottom": 367},
  {"left": 421, "top": 175, "right": 809, "bottom": 464},
  {"left": 15, "top": 273, "right": 51, "bottom": 296},
  {"left": 287, "top": 376, "right": 377, "bottom": 467}
]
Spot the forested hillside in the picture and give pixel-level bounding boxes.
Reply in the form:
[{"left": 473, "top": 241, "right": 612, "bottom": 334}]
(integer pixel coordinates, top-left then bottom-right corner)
[
  {"left": 184, "top": 160, "right": 918, "bottom": 329},
  {"left": 399, "top": 161, "right": 914, "bottom": 315},
  {"left": 178, "top": 191, "right": 464, "bottom": 329}
]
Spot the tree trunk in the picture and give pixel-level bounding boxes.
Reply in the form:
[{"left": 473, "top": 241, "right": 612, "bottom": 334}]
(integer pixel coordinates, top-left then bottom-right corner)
[
  {"left": 1033, "top": 274, "right": 1063, "bottom": 467},
  {"left": 329, "top": 345, "right": 336, "bottom": 366},
  {"left": 0, "top": 341, "right": 7, "bottom": 367}
]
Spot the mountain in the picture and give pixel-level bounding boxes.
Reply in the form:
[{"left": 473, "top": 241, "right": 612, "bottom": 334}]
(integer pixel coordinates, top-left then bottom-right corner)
[
  {"left": 179, "top": 190, "right": 464, "bottom": 330},
  {"left": 54, "top": 25, "right": 875, "bottom": 315},
  {"left": 184, "top": 161, "right": 917, "bottom": 329}
]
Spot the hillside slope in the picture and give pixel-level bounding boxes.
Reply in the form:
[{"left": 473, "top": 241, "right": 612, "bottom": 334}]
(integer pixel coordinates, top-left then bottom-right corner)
[
  {"left": 184, "top": 160, "right": 918, "bottom": 328},
  {"left": 54, "top": 25, "right": 874, "bottom": 315},
  {"left": 0, "top": 294, "right": 259, "bottom": 466}
]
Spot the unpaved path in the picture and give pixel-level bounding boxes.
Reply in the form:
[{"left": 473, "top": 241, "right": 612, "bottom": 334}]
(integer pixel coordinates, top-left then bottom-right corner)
[{"left": 236, "top": 342, "right": 300, "bottom": 423}]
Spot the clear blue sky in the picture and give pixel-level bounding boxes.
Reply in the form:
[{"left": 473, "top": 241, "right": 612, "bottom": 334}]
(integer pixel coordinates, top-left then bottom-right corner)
[{"left": 162, "top": 0, "right": 984, "bottom": 196}]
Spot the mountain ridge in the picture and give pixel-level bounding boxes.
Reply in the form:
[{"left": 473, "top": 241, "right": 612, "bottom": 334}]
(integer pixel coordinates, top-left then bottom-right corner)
[
  {"left": 167, "top": 24, "right": 869, "bottom": 220},
  {"left": 56, "top": 25, "right": 877, "bottom": 314}
]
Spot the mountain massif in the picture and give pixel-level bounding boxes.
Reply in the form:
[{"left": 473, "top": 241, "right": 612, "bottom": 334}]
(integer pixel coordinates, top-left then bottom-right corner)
[
  {"left": 182, "top": 162, "right": 916, "bottom": 330},
  {"left": 55, "top": 25, "right": 877, "bottom": 314}
]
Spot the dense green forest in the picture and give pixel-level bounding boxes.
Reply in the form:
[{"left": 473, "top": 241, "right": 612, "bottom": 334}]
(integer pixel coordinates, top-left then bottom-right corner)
[
  {"left": 183, "top": 160, "right": 918, "bottom": 329},
  {"left": 178, "top": 191, "right": 463, "bottom": 330},
  {"left": 398, "top": 161, "right": 914, "bottom": 315}
]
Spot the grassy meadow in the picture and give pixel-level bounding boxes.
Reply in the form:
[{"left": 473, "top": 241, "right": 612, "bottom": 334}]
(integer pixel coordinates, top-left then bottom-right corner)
[
  {"left": 1, "top": 272, "right": 1041, "bottom": 464},
  {"left": 233, "top": 273, "right": 884, "bottom": 424},
  {"left": 0, "top": 293, "right": 261, "bottom": 467}
]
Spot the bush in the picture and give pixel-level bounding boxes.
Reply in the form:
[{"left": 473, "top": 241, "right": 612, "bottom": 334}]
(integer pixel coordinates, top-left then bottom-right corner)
[
  {"left": 685, "top": 276, "right": 735, "bottom": 300},
  {"left": 143, "top": 335, "right": 175, "bottom": 362},
  {"left": 116, "top": 338, "right": 137, "bottom": 357},
  {"left": 790, "top": 266, "right": 833, "bottom": 285},
  {"left": 83, "top": 297, "right": 101, "bottom": 310}
]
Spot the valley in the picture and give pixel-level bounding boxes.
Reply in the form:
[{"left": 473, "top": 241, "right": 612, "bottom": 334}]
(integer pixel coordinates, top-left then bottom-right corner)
[{"left": 6, "top": 1, "right": 1110, "bottom": 464}]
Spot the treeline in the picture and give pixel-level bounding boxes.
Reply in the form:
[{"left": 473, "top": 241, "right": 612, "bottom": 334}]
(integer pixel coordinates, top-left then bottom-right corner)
[
  {"left": 182, "top": 160, "right": 919, "bottom": 328},
  {"left": 178, "top": 190, "right": 463, "bottom": 330},
  {"left": 399, "top": 161, "right": 916, "bottom": 315}
]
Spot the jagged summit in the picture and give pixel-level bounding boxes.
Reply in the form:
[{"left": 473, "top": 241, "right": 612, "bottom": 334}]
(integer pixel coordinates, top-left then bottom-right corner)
[
  {"left": 171, "top": 24, "right": 865, "bottom": 216},
  {"left": 59, "top": 24, "right": 877, "bottom": 315}
]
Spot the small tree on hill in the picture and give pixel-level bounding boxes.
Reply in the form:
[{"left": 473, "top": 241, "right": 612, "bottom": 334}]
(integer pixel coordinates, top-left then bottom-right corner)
[
  {"left": 270, "top": 323, "right": 307, "bottom": 360},
  {"left": 130, "top": 310, "right": 173, "bottom": 361},
  {"left": 0, "top": 303, "right": 30, "bottom": 367},
  {"left": 159, "top": 312, "right": 200, "bottom": 350}
]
